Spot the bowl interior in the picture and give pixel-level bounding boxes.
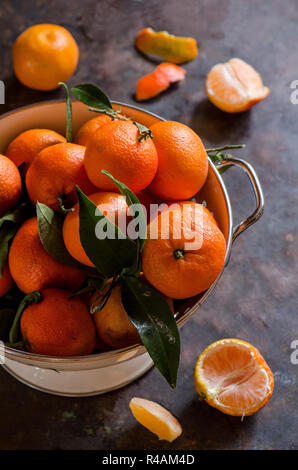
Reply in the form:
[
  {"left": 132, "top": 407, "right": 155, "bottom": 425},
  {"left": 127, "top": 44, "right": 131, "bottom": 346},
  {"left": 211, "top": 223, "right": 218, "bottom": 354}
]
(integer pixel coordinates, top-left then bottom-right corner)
[{"left": 0, "top": 100, "right": 231, "bottom": 367}]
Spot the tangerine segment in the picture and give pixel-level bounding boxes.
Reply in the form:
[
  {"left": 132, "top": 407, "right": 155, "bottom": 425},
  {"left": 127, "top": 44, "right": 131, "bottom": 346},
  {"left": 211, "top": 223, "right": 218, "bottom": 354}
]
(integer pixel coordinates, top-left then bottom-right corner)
[
  {"left": 129, "top": 397, "right": 182, "bottom": 442},
  {"left": 206, "top": 58, "right": 270, "bottom": 113},
  {"left": 136, "top": 63, "right": 186, "bottom": 101},
  {"left": 194, "top": 339, "right": 274, "bottom": 417},
  {"left": 136, "top": 27, "right": 198, "bottom": 64}
]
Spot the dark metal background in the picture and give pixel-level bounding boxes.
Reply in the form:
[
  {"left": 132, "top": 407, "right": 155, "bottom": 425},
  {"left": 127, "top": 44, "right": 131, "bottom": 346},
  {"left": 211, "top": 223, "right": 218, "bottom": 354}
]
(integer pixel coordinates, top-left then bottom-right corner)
[{"left": 0, "top": 0, "right": 297, "bottom": 450}]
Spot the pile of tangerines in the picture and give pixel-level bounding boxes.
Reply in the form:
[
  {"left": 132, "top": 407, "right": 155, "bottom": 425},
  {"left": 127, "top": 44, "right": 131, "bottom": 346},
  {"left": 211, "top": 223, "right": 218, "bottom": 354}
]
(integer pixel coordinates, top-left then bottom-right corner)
[{"left": 0, "top": 97, "right": 227, "bottom": 356}]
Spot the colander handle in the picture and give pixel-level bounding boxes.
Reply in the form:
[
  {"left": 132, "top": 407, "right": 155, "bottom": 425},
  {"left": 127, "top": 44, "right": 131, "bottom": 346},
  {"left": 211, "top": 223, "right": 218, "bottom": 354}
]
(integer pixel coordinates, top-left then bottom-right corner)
[{"left": 214, "top": 157, "right": 264, "bottom": 242}]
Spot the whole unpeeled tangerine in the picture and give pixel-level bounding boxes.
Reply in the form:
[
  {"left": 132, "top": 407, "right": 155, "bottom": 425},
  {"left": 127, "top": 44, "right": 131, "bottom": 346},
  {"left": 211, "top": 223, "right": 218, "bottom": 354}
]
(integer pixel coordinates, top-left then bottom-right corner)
[
  {"left": 13, "top": 24, "right": 79, "bottom": 91},
  {"left": 84, "top": 120, "right": 158, "bottom": 193},
  {"left": 20, "top": 288, "right": 96, "bottom": 356},
  {"left": 148, "top": 121, "right": 208, "bottom": 200}
]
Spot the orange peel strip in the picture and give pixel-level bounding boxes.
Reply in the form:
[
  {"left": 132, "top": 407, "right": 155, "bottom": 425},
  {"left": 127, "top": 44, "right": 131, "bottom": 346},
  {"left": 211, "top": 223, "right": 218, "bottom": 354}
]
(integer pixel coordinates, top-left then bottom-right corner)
[
  {"left": 136, "top": 62, "right": 186, "bottom": 101},
  {"left": 136, "top": 27, "right": 198, "bottom": 64}
]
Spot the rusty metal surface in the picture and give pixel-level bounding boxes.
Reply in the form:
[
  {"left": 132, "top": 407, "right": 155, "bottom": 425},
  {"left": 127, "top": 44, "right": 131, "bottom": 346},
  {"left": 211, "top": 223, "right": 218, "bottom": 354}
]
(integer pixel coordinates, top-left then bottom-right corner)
[{"left": 0, "top": 0, "right": 297, "bottom": 450}]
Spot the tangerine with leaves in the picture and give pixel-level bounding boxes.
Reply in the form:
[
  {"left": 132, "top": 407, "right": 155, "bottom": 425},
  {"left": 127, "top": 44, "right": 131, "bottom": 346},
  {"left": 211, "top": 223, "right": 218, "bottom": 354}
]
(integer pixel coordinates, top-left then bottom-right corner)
[
  {"left": 0, "top": 154, "right": 22, "bottom": 217},
  {"left": 8, "top": 217, "right": 86, "bottom": 294},
  {"left": 84, "top": 120, "right": 158, "bottom": 193},
  {"left": 91, "top": 281, "right": 174, "bottom": 350},
  {"left": 148, "top": 121, "right": 208, "bottom": 200},
  {"left": 26, "top": 142, "right": 96, "bottom": 210},
  {"left": 20, "top": 288, "right": 96, "bottom": 356},
  {"left": 63, "top": 191, "right": 131, "bottom": 267},
  {"left": 13, "top": 24, "right": 79, "bottom": 91},
  {"left": 194, "top": 339, "right": 274, "bottom": 416},
  {"left": 142, "top": 202, "right": 226, "bottom": 299},
  {"left": 6, "top": 128, "right": 66, "bottom": 173}
]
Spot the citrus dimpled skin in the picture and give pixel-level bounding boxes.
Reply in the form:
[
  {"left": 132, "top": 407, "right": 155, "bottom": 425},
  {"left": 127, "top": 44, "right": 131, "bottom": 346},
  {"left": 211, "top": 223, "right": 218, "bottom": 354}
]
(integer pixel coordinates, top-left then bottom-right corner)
[
  {"left": 148, "top": 121, "right": 208, "bottom": 200},
  {"left": 20, "top": 288, "right": 96, "bottom": 356},
  {"left": 6, "top": 128, "right": 66, "bottom": 173},
  {"left": 194, "top": 339, "right": 274, "bottom": 416},
  {"left": 0, "top": 154, "right": 22, "bottom": 216},
  {"left": 142, "top": 202, "right": 226, "bottom": 299},
  {"left": 74, "top": 115, "right": 114, "bottom": 147},
  {"left": 63, "top": 192, "right": 130, "bottom": 267},
  {"left": 26, "top": 142, "right": 96, "bottom": 210},
  {"left": 13, "top": 24, "right": 79, "bottom": 91},
  {"left": 84, "top": 120, "right": 158, "bottom": 193},
  {"left": 8, "top": 217, "right": 86, "bottom": 294}
]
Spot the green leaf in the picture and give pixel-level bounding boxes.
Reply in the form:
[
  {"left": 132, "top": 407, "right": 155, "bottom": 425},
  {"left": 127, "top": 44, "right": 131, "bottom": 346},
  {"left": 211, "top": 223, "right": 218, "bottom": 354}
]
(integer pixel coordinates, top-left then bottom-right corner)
[
  {"left": 121, "top": 276, "right": 180, "bottom": 388},
  {"left": 0, "top": 203, "right": 29, "bottom": 277},
  {"left": 59, "top": 82, "right": 72, "bottom": 142},
  {"left": 71, "top": 83, "right": 113, "bottom": 111},
  {"left": 0, "top": 309, "right": 15, "bottom": 342},
  {"left": 102, "top": 170, "right": 147, "bottom": 252},
  {"left": 0, "top": 227, "right": 17, "bottom": 277},
  {"left": 9, "top": 291, "right": 42, "bottom": 344},
  {"left": 36, "top": 202, "right": 83, "bottom": 268},
  {"left": 133, "top": 121, "right": 153, "bottom": 142},
  {"left": 76, "top": 186, "right": 138, "bottom": 278}
]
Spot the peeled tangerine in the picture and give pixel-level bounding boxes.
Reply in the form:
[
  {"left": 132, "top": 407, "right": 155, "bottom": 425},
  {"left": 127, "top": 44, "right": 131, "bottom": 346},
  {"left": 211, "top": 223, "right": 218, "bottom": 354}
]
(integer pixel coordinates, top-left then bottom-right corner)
[
  {"left": 129, "top": 397, "right": 182, "bottom": 442},
  {"left": 136, "top": 62, "right": 186, "bottom": 101},
  {"left": 194, "top": 339, "right": 274, "bottom": 417},
  {"left": 205, "top": 58, "right": 270, "bottom": 113},
  {"left": 136, "top": 28, "right": 198, "bottom": 64}
]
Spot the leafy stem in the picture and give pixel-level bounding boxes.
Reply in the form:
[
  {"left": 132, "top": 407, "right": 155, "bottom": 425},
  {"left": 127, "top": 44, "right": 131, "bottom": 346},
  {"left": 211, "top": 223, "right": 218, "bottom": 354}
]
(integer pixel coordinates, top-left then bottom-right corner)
[
  {"left": 206, "top": 144, "right": 245, "bottom": 153},
  {"left": 90, "top": 275, "right": 120, "bottom": 314},
  {"left": 57, "top": 193, "right": 75, "bottom": 214},
  {"left": 9, "top": 291, "right": 42, "bottom": 344},
  {"left": 207, "top": 144, "right": 246, "bottom": 174},
  {"left": 59, "top": 82, "right": 72, "bottom": 143},
  {"left": 71, "top": 83, "right": 153, "bottom": 142},
  {"left": 88, "top": 107, "right": 130, "bottom": 121}
]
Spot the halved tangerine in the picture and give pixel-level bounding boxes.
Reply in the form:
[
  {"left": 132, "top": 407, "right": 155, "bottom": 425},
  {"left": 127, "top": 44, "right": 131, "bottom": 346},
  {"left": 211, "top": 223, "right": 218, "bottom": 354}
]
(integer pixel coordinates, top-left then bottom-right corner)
[
  {"left": 205, "top": 58, "right": 270, "bottom": 113},
  {"left": 194, "top": 338, "right": 274, "bottom": 417}
]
